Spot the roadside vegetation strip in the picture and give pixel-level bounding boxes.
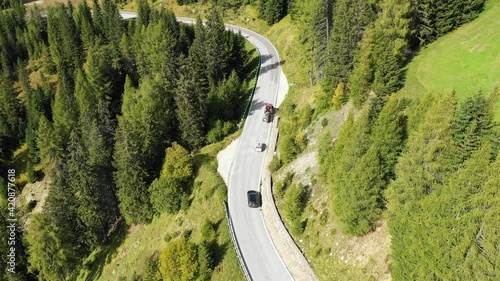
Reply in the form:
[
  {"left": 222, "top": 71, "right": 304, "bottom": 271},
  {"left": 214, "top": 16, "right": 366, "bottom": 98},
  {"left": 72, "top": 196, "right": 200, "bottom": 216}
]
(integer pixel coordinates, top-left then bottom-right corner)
[
  {"left": 261, "top": 119, "right": 319, "bottom": 281},
  {"left": 223, "top": 201, "right": 252, "bottom": 281}
]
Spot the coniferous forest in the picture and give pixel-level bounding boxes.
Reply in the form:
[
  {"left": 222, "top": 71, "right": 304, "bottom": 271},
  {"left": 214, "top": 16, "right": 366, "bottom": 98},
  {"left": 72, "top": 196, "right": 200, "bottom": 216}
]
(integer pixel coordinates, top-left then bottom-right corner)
[
  {"left": 286, "top": 0, "right": 498, "bottom": 279},
  {"left": 0, "top": 0, "right": 250, "bottom": 279}
]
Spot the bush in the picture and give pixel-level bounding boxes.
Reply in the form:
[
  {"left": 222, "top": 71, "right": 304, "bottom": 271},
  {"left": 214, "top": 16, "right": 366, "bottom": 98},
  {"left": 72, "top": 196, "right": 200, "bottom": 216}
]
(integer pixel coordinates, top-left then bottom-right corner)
[
  {"left": 143, "top": 256, "right": 159, "bottom": 281},
  {"left": 283, "top": 184, "right": 307, "bottom": 235},
  {"left": 318, "top": 131, "right": 332, "bottom": 165},
  {"left": 180, "top": 193, "right": 190, "bottom": 211},
  {"left": 164, "top": 233, "right": 174, "bottom": 243},
  {"left": 268, "top": 156, "right": 282, "bottom": 173},
  {"left": 298, "top": 104, "right": 314, "bottom": 129},
  {"left": 291, "top": 219, "right": 306, "bottom": 235},
  {"left": 279, "top": 135, "right": 297, "bottom": 164},
  {"left": 321, "top": 118, "right": 329, "bottom": 127},
  {"left": 150, "top": 178, "right": 182, "bottom": 214},
  {"left": 275, "top": 172, "right": 294, "bottom": 199},
  {"left": 158, "top": 238, "right": 198, "bottom": 281},
  {"left": 26, "top": 200, "right": 37, "bottom": 213},
  {"left": 200, "top": 220, "right": 216, "bottom": 243},
  {"left": 207, "top": 120, "right": 236, "bottom": 144},
  {"left": 294, "top": 131, "right": 308, "bottom": 153},
  {"left": 197, "top": 242, "right": 214, "bottom": 281}
]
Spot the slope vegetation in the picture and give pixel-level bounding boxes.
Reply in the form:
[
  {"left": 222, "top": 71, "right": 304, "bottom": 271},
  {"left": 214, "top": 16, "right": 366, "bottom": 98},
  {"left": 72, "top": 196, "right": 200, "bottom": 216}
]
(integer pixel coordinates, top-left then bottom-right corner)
[{"left": 400, "top": 0, "right": 500, "bottom": 103}]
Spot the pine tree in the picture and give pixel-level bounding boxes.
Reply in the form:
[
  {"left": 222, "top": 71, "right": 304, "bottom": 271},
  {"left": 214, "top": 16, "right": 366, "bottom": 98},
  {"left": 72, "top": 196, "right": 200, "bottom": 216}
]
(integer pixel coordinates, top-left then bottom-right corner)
[
  {"left": 73, "top": 1, "right": 95, "bottom": 50},
  {"left": 451, "top": 93, "right": 497, "bottom": 164},
  {"left": 226, "top": 31, "right": 249, "bottom": 78},
  {"left": 136, "top": 0, "right": 152, "bottom": 27},
  {"left": 321, "top": 0, "right": 374, "bottom": 96},
  {"left": 99, "top": 0, "right": 124, "bottom": 45},
  {"left": 386, "top": 93, "right": 457, "bottom": 280},
  {"left": 339, "top": 146, "right": 385, "bottom": 235},
  {"left": 0, "top": 70, "right": 24, "bottom": 151},
  {"left": 348, "top": 26, "right": 375, "bottom": 107},
  {"left": 36, "top": 115, "right": 57, "bottom": 169},
  {"left": 326, "top": 109, "right": 376, "bottom": 235},
  {"left": 24, "top": 7, "right": 46, "bottom": 61},
  {"left": 19, "top": 65, "right": 40, "bottom": 182},
  {"left": 52, "top": 68, "right": 78, "bottom": 150},
  {"left": 113, "top": 81, "right": 154, "bottom": 224},
  {"left": 413, "top": 0, "right": 485, "bottom": 45},
  {"left": 332, "top": 81, "right": 346, "bottom": 109},
  {"left": 175, "top": 59, "right": 206, "bottom": 149},
  {"left": 197, "top": 242, "right": 214, "bottom": 281},
  {"left": 26, "top": 213, "right": 80, "bottom": 281},
  {"left": 265, "top": 0, "right": 285, "bottom": 24},
  {"left": 47, "top": 4, "right": 81, "bottom": 74},
  {"left": 114, "top": 116, "right": 153, "bottom": 224},
  {"left": 371, "top": 0, "right": 411, "bottom": 97},
  {"left": 205, "top": 7, "right": 228, "bottom": 84},
  {"left": 371, "top": 95, "right": 407, "bottom": 180},
  {"left": 65, "top": 130, "right": 108, "bottom": 248}
]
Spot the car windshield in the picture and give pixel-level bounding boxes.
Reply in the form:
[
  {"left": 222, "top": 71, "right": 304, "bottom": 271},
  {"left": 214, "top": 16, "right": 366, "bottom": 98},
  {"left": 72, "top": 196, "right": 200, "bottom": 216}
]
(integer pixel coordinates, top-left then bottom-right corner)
[{"left": 249, "top": 193, "right": 257, "bottom": 201}]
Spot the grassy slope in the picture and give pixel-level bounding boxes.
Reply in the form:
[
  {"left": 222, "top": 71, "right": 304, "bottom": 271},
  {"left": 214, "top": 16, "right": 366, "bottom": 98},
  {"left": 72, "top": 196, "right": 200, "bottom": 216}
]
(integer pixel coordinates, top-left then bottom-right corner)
[
  {"left": 400, "top": 0, "right": 500, "bottom": 104},
  {"left": 78, "top": 138, "right": 244, "bottom": 281}
]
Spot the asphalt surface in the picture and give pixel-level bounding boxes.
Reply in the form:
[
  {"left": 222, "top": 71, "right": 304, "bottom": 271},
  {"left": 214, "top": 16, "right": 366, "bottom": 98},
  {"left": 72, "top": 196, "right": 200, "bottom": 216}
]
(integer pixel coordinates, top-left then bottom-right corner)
[
  {"left": 217, "top": 24, "right": 293, "bottom": 281},
  {"left": 123, "top": 12, "right": 292, "bottom": 281}
]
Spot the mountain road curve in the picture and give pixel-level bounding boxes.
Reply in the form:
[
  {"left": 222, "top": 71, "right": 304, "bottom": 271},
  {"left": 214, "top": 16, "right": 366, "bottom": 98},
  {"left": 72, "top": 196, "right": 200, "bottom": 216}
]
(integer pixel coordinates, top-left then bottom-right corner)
[
  {"left": 29, "top": 5, "right": 295, "bottom": 281},
  {"left": 124, "top": 11, "right": 293, "bottom": 281}
]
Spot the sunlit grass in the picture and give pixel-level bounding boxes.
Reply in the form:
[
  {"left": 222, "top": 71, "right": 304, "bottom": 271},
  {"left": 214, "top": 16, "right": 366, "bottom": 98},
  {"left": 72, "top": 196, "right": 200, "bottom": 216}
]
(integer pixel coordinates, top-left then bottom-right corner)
[{"left": 400, "top": 0, "right": 500, "bottom": 117}]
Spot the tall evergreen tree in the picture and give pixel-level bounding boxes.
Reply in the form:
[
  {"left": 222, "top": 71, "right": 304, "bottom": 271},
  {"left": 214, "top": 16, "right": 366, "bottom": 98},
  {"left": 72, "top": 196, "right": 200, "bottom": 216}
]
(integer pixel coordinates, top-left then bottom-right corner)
[
  {"left": 321, "top": 0, "right": 374, "bottom": 100},
  {"left": 47, "top": 4, "right": 81, "bottom": 74},
  {"left": 26, "top": 213, "right": 81, "bottom": 281},
  {"left": 0, "top": 70, "right": 24, "bottom": 149},
  {"left": 97, "top": 0, "right": 124, "bottom": 45},
  {"left": 113, "top": 76, "right": 173, "bottom": 224},
  {"left": 371, "top": 95, "right": 407, "bottom": 180},
  {"left": 451, "top": 93, "right": 498, "bottom": 164},
  {"left": 113, "top": 115, "right": 153, "bottom": 224},
  {"left": 371, "top": 0, "right": 411, "bottom": 97},
  {"left": 175, "top": 59, "right": 205, "bottom": 149},
  {"left": 386, "top": 93, "right": 457, "bottom": 280},
  {"left": 73, "top": 1, "right": 96, "bottom": 51},
  {"left": 52, "top": 68, "right": 78, "bottom": 150},
  {"left": 347, "top": 26, "right": 375, "bottom": 107},
  {"left": 205, "top": 7, "right": 229, "bottom": 84}
]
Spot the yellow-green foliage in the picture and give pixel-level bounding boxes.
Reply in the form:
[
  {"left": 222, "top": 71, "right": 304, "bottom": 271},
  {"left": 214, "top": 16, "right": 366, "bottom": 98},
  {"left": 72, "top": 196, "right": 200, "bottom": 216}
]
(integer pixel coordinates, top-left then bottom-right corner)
[{"left": 158, "top": 237, "right": 198, "bottom": 281}]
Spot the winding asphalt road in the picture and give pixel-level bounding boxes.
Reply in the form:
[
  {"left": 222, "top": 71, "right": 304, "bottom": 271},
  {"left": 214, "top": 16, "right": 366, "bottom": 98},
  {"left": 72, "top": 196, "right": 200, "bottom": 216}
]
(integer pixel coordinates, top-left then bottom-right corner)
[
  {"left": 123, "top": 11, "right": 292, "bottom": 281},
  {"left": 30, "top": 3, "right": 291, "bottom": 280},
  {"left": 171, "top": 15, "right": 292, "bottom": 281},
  {"left": 222, "top": 25, "right": 293, "bottom": 281}
]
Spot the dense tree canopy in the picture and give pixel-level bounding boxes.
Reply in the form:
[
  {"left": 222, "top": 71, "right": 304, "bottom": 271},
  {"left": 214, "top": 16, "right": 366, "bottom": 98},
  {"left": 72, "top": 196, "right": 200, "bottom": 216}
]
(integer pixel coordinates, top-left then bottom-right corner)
[{"left": 0, "top": 0, "right": 253, "bottom": 278}]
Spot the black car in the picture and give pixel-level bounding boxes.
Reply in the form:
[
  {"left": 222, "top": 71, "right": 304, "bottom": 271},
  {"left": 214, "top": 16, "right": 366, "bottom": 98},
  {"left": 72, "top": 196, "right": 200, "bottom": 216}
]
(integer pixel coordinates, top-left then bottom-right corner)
[{"left": 247, "top": 190, "right": 262, "bottom": 208}]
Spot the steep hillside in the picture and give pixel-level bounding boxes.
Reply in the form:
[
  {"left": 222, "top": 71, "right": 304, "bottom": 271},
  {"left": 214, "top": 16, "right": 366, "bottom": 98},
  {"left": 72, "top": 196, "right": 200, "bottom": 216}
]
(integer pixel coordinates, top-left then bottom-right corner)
[{"left": 400, "top": 0, "right": 500, "bottom": 105}]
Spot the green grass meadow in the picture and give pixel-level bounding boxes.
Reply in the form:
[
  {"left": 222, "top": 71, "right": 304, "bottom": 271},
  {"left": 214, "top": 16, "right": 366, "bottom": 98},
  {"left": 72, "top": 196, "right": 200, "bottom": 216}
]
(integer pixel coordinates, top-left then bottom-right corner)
[{"left": 400, "top": 0, "right": 500, "bottom": 106}]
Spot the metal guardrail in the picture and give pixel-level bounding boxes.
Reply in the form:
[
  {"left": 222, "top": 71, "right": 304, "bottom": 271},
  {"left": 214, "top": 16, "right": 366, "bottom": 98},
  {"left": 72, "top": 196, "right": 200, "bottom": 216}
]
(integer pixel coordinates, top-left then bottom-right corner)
[{"left": 223, "top": 201, "right": 252, "bottom": 281}]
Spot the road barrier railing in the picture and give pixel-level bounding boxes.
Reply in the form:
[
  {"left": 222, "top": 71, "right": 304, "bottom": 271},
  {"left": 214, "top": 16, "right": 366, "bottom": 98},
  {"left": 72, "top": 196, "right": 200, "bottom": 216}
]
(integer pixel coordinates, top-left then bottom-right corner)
[{"left": 223, "top": 201, "right": 252, "bottom": 281}]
